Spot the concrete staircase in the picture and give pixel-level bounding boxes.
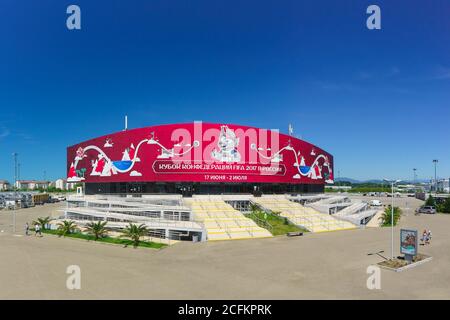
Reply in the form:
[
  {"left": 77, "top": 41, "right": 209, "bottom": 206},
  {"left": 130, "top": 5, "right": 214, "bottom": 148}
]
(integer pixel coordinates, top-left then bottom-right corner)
[
  {"left": 184, "top": 196, "right": 273, "bottom": 241},
  {"left": 334, "top": 202, "right": 368, "bottom": 216},
  {"left": 252, "top": 196, "right": 357, "bottom": 233}
]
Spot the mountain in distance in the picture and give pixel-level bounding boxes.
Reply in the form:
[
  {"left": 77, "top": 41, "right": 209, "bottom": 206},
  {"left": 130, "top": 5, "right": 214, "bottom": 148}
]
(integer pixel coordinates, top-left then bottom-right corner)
[
  {"left": 334, "top": 177, "right": 431, "bottom": 184},
  {"left": 364, "top": 179, "right": 385, "bottom": 184},
  {"left": 334, "top": 177, "right": 360, "bottom": 184}
]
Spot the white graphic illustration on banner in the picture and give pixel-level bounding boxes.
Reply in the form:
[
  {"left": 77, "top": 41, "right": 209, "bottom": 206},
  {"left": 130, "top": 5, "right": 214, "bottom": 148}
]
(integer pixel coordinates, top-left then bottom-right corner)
[
  {"left": 104, "top": 138, "right": 114, "bottom": 148},
  {"left": 211, "top": 125, "right": 241, "bottom": 163},
  {"left": 68, "top": 126, "right": 333, "bottom": 183},
  {"left": 68, "top": 133, "right": 200, "bottom": 181},
  {"left": 251, "top": 140, "right": 333, "bottom": 183}
]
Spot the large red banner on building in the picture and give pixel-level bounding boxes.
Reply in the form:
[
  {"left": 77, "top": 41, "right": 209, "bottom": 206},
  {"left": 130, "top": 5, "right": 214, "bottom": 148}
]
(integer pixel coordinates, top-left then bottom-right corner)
[{"left": 67, "top": 122, "right": 334, "bottom": 185}]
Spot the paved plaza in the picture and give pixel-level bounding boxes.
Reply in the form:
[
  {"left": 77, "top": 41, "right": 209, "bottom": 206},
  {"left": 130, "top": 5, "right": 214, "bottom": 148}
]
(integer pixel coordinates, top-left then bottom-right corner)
[{"left": 0, "top": 197, "right": 449, "bottom": 300}]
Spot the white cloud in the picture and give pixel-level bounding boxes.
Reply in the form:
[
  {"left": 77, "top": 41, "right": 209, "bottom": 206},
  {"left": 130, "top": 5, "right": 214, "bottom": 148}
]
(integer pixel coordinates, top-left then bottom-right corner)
[
  {"left": 0, "top": 127, "right": 10, "bottom": 139},
  {"left": 130, "top": 171, "right": 142, "bottom": 177}
]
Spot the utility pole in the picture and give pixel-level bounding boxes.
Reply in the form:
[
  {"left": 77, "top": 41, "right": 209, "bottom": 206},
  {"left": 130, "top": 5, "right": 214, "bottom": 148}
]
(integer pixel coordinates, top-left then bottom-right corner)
[
  {"left": 384, "top": 179, "right": 401, "bottom": 260},
  {"left": 12, "top": 153, "right": 18, "bottom": 233},
  {"left": 433, "top": 159, "right": 438, "bottom": 195},
  {"left": 390, "top": 181, "right": 394, "bottom": 260},
  {"left": 43, "top": 170, "right": 47, "bottom": 191},
  {"left": 413, "top": 168, "right": 417, "bottom": 193},
  {"left": 337, "top": 170, "right": 341, "bottom": 187}
]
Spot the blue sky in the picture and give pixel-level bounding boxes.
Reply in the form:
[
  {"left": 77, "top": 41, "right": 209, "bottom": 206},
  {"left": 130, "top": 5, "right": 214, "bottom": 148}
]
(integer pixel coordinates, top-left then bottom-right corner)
[{"left": 0, "top": 0, "right": 449, "bottom": 182}]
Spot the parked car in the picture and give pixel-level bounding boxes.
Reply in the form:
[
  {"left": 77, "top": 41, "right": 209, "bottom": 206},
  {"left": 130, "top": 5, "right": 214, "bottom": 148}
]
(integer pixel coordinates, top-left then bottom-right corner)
[
  {"left": 370, "top": 200, "right": 383, "bottom": 207},
  {"left": 415, "top": 206, "right": 436, "bottom": 214}
]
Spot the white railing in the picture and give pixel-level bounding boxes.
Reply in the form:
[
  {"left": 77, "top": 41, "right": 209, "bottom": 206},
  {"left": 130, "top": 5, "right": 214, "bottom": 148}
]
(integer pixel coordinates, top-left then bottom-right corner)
[
  {"left": 64, "top": 207, "right": 204, "bottom": 230},
  {"left": 335, "top": 202, "right": 368, "bottom": 216}
]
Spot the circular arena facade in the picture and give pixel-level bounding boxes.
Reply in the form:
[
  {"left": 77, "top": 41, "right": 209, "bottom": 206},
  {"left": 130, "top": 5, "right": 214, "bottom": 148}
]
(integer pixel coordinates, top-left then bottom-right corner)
[{"left": 67, "top": 122, "right": 334, "bottom": 196}]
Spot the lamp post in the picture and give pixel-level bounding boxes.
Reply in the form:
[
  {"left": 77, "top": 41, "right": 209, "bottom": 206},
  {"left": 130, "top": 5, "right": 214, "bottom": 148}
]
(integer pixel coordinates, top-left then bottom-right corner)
[
  {"left": 338, "top": 170, "right": 341, "bottom": 187},
  {"left": 43, "top": 170, "right": 48, "bottom": 191},
  {"left": 12, "top": 153, "right": 18, "bottom": 234},
  {"left": 433, "top": 160, "right": 438, "bottom": 195},
  {"left": 384, "top": 179, "right": 401, "bottom": 260},
  {"left": 413, "top": 168, "right": 417, "bottom": 193}
]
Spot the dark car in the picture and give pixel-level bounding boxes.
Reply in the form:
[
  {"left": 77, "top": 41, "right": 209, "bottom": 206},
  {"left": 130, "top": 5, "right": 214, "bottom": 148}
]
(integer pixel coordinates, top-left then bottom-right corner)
[{"left": 415, "top": 206, "right": 437, "bottom": 214}]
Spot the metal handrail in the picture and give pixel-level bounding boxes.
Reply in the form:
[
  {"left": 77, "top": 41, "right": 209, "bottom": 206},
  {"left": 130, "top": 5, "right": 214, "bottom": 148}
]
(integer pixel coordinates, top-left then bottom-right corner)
[{"left": 244, "top": 211, "right": 274, "bottom": 233}]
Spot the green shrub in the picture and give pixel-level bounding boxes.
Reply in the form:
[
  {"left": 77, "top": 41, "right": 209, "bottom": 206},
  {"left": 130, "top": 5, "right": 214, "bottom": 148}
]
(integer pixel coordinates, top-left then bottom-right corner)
[
  {"left": 57, "top": 220, "right": 79, "bottom": 237},
  {"left": 425, "top": 195, "right": 436, "bottom": 207},
  {"left": 85, "top": 221, "right": 108, "bottom": 240},
  {"left": 440, "top": 198, "right": 450, "bottom": 214},
  {"left": 381, "top": 206, "right": 402, "bottom": 227},
  {"left": 120, "top": 223, "right": 149, "bottom": 248}
]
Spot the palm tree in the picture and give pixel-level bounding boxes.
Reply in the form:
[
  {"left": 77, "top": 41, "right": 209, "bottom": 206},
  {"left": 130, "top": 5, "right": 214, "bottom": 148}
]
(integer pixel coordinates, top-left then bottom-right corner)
[
  {"left": 381, "top": 206, "right": 402, "bottom": 227},
  {"left": 57, "top": 220, "right": 78, "bottom": 237},
  {"left": 120, "top": 223, "right": 148, "bottom": 248},
  {"left": 32, "top": 216, "right": 53, "bottom": 230},
  {"left": 85, "top": 221, "right": 108, "bottom": 240}
]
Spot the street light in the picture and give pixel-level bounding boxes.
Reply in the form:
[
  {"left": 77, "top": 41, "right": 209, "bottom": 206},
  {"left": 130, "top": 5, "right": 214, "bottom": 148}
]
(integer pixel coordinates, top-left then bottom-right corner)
[
  {"left": 413, "top": 168, "right": 417, "bottom": 193},
  {"left": 383, "top": 178, "right": 402, "bottom": 260},
  {"left": 12, "top": 153, "right": 18, "bottom": 233},
  {"left": 338, "top": 170, "right": 341, "bottom": 186},
  {"left": 433, "top": 159, "right": 438, "bottom": 195}
]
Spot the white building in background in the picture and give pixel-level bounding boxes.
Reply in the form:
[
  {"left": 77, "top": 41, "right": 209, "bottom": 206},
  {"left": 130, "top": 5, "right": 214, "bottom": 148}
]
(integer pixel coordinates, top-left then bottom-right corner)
[
  {"left": 437, "top": 179, "right": 450, "bottom": 193},
  {"left": 0, "top": 180, "right": 10, "bottom": 191},
  {"left": 16, "top": 180, "right": 50, "bottom": 190},
  {"left": 55, "top": 179, "right": 66, "bottom": 190},
  {"left": 53, "top": 179, "right": 76, "bottom": 191}
]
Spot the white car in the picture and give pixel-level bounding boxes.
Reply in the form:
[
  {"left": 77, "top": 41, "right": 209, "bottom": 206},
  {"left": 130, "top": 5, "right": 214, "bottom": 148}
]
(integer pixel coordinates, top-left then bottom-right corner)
[{"left": 370, "top": 200, "right": 383, "bottom": 207}]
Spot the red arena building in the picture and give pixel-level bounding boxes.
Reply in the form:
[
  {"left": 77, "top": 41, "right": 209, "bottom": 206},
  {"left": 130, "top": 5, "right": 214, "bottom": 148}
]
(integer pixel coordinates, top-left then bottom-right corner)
[{"left": 67, "top": 122, "right": 334, "bottom": 196}]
